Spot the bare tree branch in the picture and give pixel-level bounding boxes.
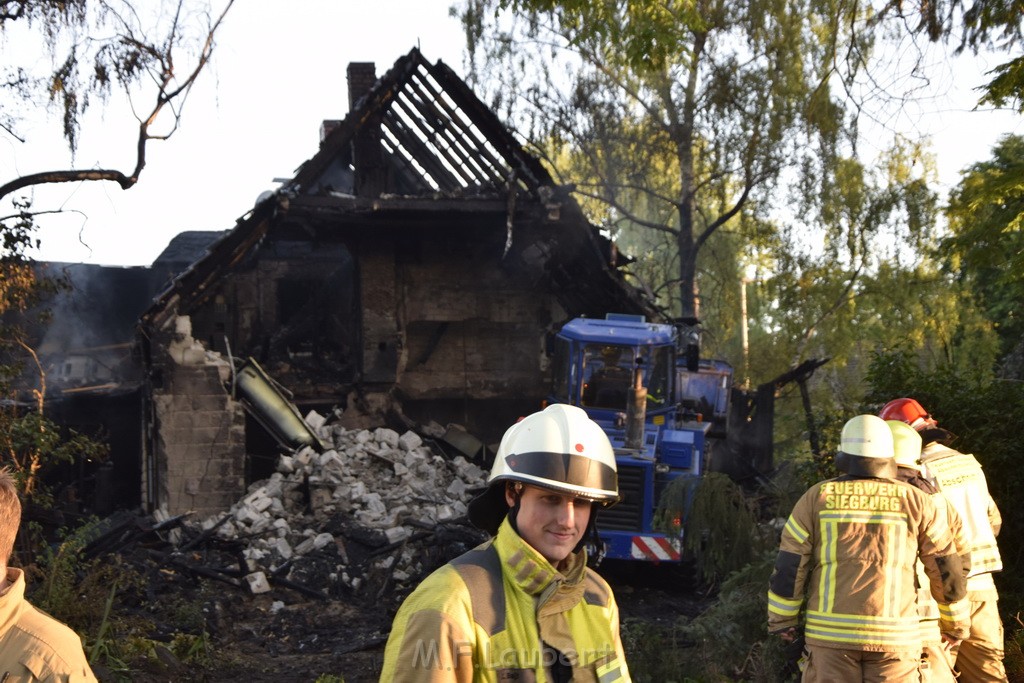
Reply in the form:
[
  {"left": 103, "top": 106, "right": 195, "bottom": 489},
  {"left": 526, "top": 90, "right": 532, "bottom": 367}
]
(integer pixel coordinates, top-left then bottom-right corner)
[{"left": 0, "top": 0, "right": 235, "bottom": 205}]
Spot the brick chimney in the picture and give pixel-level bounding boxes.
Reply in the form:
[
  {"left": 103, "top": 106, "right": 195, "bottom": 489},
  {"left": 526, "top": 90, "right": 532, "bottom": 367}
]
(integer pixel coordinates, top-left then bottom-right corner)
[
  {"left": 347, "top": 62, "right": 377, "bottom": 109},
  {"left": 346, "top": 61, "right": 385, "bottom": 197},
  {"left": 320, "top": 119, "right": 341, "bottom": 143}
]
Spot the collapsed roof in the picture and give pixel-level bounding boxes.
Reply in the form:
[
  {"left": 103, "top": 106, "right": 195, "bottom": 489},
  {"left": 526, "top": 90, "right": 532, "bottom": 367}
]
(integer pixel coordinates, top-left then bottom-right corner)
[{"left": 142, "top": 47, "right": 658, "bottom": 330}]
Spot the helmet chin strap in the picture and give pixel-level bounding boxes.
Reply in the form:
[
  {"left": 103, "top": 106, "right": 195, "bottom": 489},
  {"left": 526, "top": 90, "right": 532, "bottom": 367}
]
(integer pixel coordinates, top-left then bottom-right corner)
[
  {"left": 507, "top": 482, "right": 523, "bottom": 534},
  {"left": 574, "top": 510, "right": 599, "bottom": 554}
]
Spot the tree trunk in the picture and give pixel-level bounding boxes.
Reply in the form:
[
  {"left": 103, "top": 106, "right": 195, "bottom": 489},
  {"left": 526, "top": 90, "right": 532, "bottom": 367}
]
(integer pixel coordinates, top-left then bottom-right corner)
[{"left": 674, "top": 31, "right": 705, "bottom": 321}]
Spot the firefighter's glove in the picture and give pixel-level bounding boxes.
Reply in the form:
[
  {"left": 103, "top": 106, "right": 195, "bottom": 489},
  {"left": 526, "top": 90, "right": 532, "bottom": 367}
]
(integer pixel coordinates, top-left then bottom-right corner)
[{"left": 774, "top": 627, "right": 799, "bottom": 643}]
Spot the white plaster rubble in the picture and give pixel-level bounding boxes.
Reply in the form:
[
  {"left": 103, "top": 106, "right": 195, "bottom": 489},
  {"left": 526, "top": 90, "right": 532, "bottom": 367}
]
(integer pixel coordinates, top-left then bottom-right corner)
[
  {"left": 195, "top": 414, "right": 488, "bottom": 594},
  {"left": 245, "top": 571, "right": 272, "bottom": 594}
]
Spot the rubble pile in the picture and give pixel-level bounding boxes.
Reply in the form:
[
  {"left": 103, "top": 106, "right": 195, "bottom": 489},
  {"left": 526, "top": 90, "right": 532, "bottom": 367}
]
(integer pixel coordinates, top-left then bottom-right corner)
[{"left": 193, "top": 411, "right": 490, "bottom": 601}]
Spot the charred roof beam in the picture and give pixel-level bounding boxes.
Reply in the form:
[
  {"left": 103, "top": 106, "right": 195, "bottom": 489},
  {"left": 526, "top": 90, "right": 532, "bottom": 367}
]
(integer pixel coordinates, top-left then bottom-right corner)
[
  {"left": 399, "top": 77, "right": 508, "bottom": 188},
  {"left": 422, "top": 56, "right": 553, "bottom": 190},
  {"left": 387, "top": 96, "right": 486, "bottom": 189},
  {"left": 377, "top": 134, "right": 436, "bottom": 194},
  {"left": 382, "top": 111, "right": 465, "bottom": 191},
  {"left": 406, "top": 68, "right": 513, "bottom": 186}
]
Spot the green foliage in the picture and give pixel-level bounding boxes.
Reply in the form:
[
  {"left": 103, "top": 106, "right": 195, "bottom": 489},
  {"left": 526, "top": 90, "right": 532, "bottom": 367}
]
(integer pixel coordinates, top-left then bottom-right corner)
[
  {"left": 943, "top": 134, "right": 1024, "bottom": 361},
  {"left": 676, "top": 554, "right": 792, "bottom": 682},
  {"left": 0, "top": 201, "right": 64, "bottom": 391},
  {"left": 0, "top": 408, "right": 110, "bottom": 501},
  {"left": 458, "top": 0, "right": 876, "bottom": 319},
  {"left": 620, "top": 618, "right": 694, "bottom": 682},
  {"left": 169, "top": 631, "right": 212, "bottom": 664},
  {"left": 879, "top": 0, "right": 1024, "bottom": 110},
  {"left": 623, "top": 555, "right": 794, "bottom": 682},
  {"left": 1, "top": 197, "right": 96, "bottom": 498},
  {"left": 980, "top": 54, "right": 1024, "bottom": 112},
  {"left": 656, "top": 473, "right": 769, "bottom": 585},
  {"left": 313, "top": 676, "right": 346, "bottom": 683},
  {"left": 498, "top": 0, "right": 704, "bottom": 73},
  {"left": 21, "top": 518, "right": 214, "bottom": 675},
  {"left": 27, "top": 520, "right": 136, "bottom": 633}
]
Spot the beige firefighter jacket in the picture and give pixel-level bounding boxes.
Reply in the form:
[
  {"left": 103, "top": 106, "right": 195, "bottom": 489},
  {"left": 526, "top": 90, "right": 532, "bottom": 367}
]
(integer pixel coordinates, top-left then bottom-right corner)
[
  {"left": 380, "top": 518, "right": 630, "bottom": 682},
  {"left": 921, "top": 442, "right": 1003, "bottom": 591},
  {"left": 895, "top": 471, "right": 972, "bottom": 643},
  {"left": 0, "top": 569, "right": 97, "bottom": 682},
  {"left": 768, "top": 475, "right": 968, "bottom": 652}
]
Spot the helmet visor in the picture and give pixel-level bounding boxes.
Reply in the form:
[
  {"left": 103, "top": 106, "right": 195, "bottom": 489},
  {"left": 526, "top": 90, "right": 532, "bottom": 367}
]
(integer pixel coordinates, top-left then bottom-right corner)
[{"left": 503, "top": 450, "right": 617, "bottom": 498}]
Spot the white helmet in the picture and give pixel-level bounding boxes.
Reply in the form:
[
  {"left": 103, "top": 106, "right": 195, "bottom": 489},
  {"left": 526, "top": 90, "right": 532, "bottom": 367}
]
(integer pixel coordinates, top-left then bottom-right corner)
[
  {"left": 887, "top": 419, "right": 923, "bottom": 471},
  {"left": 467, "top": 404, "right": 619, "bottom": 533},
  {"left": 840, "top": 414, "right": 894, "bottom": 459},
  {"left": 836, "top": 414, "right": 896, "bottom": 478}
]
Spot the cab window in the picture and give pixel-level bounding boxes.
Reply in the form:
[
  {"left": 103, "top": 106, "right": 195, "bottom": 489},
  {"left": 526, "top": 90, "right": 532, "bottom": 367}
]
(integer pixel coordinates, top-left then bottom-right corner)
[{"left": 581, "top": 344, "right": 633, "bottom": 408}]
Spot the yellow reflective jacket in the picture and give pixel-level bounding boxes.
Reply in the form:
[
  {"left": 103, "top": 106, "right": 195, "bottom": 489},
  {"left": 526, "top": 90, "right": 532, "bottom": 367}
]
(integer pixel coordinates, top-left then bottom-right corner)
[
  {"left": 921, "top": 442, "right": 1003, "bottom": 588},
  {"left": 767, "top": 476, "right": 968, "bottom": 652},
  {"left": 380, "top": 518, "right": 630, "bottom": 682}
]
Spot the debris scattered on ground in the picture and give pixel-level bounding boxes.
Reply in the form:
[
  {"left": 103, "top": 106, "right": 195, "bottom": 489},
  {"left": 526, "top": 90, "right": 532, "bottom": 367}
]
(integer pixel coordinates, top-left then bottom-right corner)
[{"left": 184, "top": 411, "right": 490, "bottom": 602}]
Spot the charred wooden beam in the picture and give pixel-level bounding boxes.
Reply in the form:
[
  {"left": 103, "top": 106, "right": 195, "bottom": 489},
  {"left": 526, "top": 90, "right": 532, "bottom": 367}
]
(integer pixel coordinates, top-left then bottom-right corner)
[
  {"left": 292, "top": 52, "right": 421, "bottom": 194},
  {"left": 397, "top": 78, "right": 505, "bottom": 187},
  {"left": 423, "top": 55, "right": 555, "bottom": 189},
  {"left": 388, "top": 96, "right": 481, "bottom": 188},
  {"left": 382, "top": 109, "right": 465, "bottom": 191},
  {"left": 407, "top": 68, "right": 511, "bottom": 185},
  {"left": 287, "top": 193, "right": 515, "bottom": 217}
]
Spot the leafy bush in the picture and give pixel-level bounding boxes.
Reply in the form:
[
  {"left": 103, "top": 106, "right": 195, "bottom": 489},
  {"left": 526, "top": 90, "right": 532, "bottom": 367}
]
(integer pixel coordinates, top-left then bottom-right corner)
[
  {"left": 623, "top": 554, "right": 795, "bottom": 682},
  {"left": 620, "top": 618, "right": 694, "bottom": 682},
  {"left": 656, "top": 473, "right": 770, "bottom": 585}
]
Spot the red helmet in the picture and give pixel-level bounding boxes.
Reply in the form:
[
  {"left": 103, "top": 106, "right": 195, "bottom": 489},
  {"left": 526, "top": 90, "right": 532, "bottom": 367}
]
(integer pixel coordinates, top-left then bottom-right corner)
[{"left": 878, "top": 398, "right": 936, "bottom": 431}]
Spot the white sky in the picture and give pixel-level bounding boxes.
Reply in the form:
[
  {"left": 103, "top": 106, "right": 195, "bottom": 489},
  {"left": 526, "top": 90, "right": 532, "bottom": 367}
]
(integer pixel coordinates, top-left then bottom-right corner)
[
  {"left": 4, "top": 1, "right": 1022, "bottom": 267},
  {"left": 5, "top": 1, "right": 468, "bottom": 266}
]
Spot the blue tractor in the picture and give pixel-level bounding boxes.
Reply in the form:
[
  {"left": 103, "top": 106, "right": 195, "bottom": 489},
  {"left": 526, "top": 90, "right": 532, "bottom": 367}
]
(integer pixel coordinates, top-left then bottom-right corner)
[{"left": 548, "top": 314, "right": 733, "bottom": 563}]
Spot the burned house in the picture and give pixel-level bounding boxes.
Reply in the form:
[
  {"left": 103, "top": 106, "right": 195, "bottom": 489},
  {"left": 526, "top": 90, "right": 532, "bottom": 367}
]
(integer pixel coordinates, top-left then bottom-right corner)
[{"left": 132, "top": 48, "right": 658, "bottom": 518}]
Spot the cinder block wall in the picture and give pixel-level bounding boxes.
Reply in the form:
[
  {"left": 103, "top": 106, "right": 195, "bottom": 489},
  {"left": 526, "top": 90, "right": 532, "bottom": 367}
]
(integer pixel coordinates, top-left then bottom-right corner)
[{"left": 151, "top": 319, "right": 246, "bottom": 517}]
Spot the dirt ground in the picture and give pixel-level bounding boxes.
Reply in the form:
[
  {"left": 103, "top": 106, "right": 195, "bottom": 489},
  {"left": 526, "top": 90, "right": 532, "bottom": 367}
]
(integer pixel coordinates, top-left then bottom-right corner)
[{"left": 106, "top": 555, "right": 706, "bottom": 683}]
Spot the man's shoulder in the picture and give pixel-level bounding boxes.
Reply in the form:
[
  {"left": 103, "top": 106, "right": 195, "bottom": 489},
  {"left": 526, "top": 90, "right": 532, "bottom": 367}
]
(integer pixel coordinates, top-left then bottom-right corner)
[
  {"left": 406, "top": 541, "right": 497, "bottom": 600},
  {"left": 582, "top": 567, "right": 615, "bottom": 608},
  {"left": 9, "top": 600, "right": 93, "bottom": 675},
  {"left": 921, "top": 442, "right": 973, "bottom": 462},
  {"left": 14, "top": 601, "right": 85, "bottom": 647}
]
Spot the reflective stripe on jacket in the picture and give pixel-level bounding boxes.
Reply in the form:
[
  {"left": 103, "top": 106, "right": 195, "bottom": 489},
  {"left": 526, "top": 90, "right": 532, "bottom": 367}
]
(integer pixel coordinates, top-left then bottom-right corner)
[
  {"left": 767, "top": 476, "right": 967, "bottom": 652},
  {"left": 380, "top": 518, "right": 630, "bottom": 682},
  {"left": 921, "top": 443, "right": 1003, "bottom": 579}
]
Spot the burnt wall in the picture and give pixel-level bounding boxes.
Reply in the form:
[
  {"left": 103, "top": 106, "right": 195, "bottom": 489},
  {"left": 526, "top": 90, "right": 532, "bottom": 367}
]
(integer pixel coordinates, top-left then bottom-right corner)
[
  {"left": 388, "top": 223, "right": 561, "bottom": 438},
  {"left": 188, "top": 240, "right": 359, "bottom": 403},
  {"left": 144, "top": 216, "right": 570, "bottom": 517},
  {"left": 394, "top": 224, "right": 557, "bottom": 398},
  {"left": 149, "top": 317, "right": 246, "bottom": 517}
]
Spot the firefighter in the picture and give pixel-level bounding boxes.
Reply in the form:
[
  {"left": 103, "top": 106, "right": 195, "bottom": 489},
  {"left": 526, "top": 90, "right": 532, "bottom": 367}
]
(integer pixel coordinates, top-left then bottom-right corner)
[
  {"left": 880, "top": 397, "right": 1007, "bottom": 682},
  {"left": 379, "top": 403, "right": 630, "bottom": 682},
  {"left": 583, "top": 346, "right": 632, "bottom": 408},
  {"left": 888, "top": 418, "right": 971, "bottom": 683},
  {"left": 767, "top": 414, "right": 967, "bottom": 682}
]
